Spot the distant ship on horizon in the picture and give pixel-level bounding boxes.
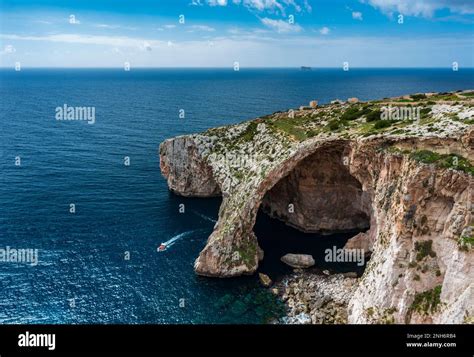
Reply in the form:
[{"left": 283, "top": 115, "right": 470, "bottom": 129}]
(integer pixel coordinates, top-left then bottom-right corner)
[{"left": 300, "top": 66, "right": 312, "bottom": 71}]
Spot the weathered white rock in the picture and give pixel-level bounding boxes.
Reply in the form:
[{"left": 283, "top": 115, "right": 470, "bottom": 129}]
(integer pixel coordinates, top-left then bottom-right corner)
[{"left": 281, "top": 254, "right": 315, "bottom": 268}]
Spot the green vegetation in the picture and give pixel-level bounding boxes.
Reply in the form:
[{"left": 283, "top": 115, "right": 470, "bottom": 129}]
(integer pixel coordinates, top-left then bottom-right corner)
[
  {"left": 306, "top": 129, "right": 320, "bottom": 137},
  {"left": 327, "top": 119, "right": 340, "bottom": 131},
  {"left": 408, "top": 285, "right": 442, "bottom": 316},
  {"left": 458, "top": 229, "right": 474, "bottom": 251},
  {"left": 415, "top": 240, "right": 436, "bottom": 261},
  {"left": 366, "top": 109, "right": 381, "bottom": 122},
  {"left": 366, "top": 307, "right": 374, "bottom": 317},
  {"left": 239, "top": 121, "right": 259, "bottom": 142},
  {"left": 366, "top": 307, "right": 397, "bottom": 324},
  {"left": 409, "top": 150, "right": 474, "bottom": 175},
  {"left": 340, "top": 105, "right": 383, "bottom": 123},
  {"left": 205, "top": 90, "right": 472, "bottom": 160},
  {"left": 266, "top": 116, "right": 311, "bottom": 141},
  {"left": 410, "top": 94, "right": 427, "bottom": 101},
  {"left": 341, "top": 106, "right": 371, "bottom": 121},
  {"left": 374, "top": 120, "right": 392, "bottom": 129},
  {"left": 236, "top": 242, "right": 257, "bottom": 269},
  {"left": 428, "top": 94, "right": 461, "bottom": 101},
  {"left": 420, "top": 107, "right": 431, "bottom": 116}
]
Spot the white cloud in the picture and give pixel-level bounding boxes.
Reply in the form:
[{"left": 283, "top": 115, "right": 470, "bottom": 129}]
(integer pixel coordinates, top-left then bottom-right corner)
[
  {"left": 3, "top": 44, "right": 16, "bottom": 53},
  {"left": 260, "top": 17, "right": 302, "bottom": 33},
  {"left": 352, "top": 11, "right": 363, "bottom": 20},
  {"left": 205, "top": 0, "right": 310, "bottom": 15},
  {"left": 95, "top": 24, "right": 137, "bottom": 31},
  {"left": 96, "top": 24, "right": 120, "bottom": 29},
  {"left": 243, "top": 0, "right": 285, "bottom": 14},
  {"left": 141, "top": 41, "right": 152, "bottom": 51},
  {"left": 207, "top": 0, "right": 228, "bottom": 6},
  {"left": 156, "top": 24, "right": 176, "bottom": 31},
  {"left": 319, "top": 26, "right": 330, "bottom": 35},
  {"left": 364, "top": 0, "right": 474, "bottom": 17},
  {"left": 190, "top": 25, "right": 216, "bottom": 31},
  {"left": 0, "top": 33, "right": 164, "bottom": 50},
  {"left": 1, "top": 33, "right": 472, "bottom": 68}
]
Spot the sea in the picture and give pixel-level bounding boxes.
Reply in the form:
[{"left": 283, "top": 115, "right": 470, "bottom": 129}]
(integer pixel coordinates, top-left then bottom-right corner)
[{"left": 1, "top": 68, "right": 473, "bottom": 323}]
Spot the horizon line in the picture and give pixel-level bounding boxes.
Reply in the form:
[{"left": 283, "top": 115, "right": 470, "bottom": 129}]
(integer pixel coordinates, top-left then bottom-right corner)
[{"left": 1, "top": 66, "right": 474, "bottom": 69}]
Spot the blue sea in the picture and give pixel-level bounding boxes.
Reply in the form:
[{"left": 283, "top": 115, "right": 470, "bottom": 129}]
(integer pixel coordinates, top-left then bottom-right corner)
[{"left": 1, "top": 68, "right": 473, "bottom": 324}]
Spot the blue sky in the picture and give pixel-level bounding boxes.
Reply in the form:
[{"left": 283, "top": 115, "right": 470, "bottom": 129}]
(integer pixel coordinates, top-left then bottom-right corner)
[{"left": 0, "top": 0, "right": 473, "bottom": 67}]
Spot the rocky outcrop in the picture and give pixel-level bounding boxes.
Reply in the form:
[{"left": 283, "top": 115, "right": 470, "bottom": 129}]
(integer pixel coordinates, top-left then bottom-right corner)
[
  {"left": 160, "top": 91, "right": 474, "bottom": 323},
  {"left": 275, "top": 270, "right": 358, "bottom": 324},
  {"left": 281, "top": 254, "right": 315, "bottom": 268},
  {"left": 346, "top": 136, "right": 473, "bottom": 324},
  {"left": 160, "top": 136, "right": 220, "bottom": 197},
  {"left": 258, "top": 273, "right": 272, "bottom": 288}
]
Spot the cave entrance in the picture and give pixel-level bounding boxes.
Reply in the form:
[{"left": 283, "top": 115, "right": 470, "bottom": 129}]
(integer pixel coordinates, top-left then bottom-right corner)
[{"left": 255, "top": 145, "right": 371, "bottom": 279}]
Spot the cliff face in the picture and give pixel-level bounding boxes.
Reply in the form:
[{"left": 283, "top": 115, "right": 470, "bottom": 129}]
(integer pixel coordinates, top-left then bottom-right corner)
[
  {"left": 159, "top": 91, "right": 474, "bottom": 323},
  {"left": 261, "top": 144, "right": 371, "bottom": 234},
  {"left": 160, "top": 136, "right": 221, "bottom": 197},
  {"left": 346, "top": 137, "right": 473, "bottom": 324}
]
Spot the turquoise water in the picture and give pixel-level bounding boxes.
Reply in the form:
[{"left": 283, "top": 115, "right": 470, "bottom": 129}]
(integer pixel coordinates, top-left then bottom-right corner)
[{"left": 0, "top": 68, "right": 472, "bottom": 323}]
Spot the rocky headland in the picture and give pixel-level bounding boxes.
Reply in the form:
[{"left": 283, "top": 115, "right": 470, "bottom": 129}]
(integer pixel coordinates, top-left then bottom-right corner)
[{"left": 160, "top": 90, "right": 474, "bottom": 324}]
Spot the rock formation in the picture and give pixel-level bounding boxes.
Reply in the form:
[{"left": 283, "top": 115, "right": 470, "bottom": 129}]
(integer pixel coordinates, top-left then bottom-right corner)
[
  {"left": 160, "top": 91, "right": 474, "bottom": 324},
  {"left": 281, "top": 254, "right": 315, "bottom": 268}
]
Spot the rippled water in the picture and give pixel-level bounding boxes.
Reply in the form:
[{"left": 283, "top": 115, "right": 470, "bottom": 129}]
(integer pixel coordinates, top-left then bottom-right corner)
[{"left": 0, "top": 68, "right": 472, "bottom": 323}]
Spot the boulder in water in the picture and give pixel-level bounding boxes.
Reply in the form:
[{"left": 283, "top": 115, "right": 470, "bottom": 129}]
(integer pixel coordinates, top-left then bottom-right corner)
[
  {"left": 281, "top": 254, "right": 315, "bottom": 268},
  {"left": 258, "top": 273, "right": 272, "bottom": 288}
]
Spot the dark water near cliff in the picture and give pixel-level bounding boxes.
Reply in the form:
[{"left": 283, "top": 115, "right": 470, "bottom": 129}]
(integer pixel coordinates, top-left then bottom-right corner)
[{"left": 0, "top": 68, "right": 472, "bottom": 323}]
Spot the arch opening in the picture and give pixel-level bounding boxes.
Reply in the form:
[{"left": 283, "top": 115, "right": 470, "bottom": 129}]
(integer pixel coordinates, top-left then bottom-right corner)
[{"left": 255, "top": 145, "right": 372, "bottom": 279}]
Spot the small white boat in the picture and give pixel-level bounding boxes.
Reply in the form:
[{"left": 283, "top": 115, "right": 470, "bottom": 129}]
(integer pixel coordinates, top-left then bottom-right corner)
[{"left": 157, "top": 243, "right": 167, "bottom": 252}]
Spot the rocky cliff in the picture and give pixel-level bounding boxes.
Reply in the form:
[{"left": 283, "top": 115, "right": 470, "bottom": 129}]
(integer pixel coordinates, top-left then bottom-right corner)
[{"left": 160, "top": 91, "right": 474, "bottom": 324}]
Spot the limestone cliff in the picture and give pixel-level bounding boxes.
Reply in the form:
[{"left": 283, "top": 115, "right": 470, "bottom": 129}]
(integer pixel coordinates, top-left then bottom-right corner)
[{"left": 160, "top": 91, "right": 474, "bottom": 324}]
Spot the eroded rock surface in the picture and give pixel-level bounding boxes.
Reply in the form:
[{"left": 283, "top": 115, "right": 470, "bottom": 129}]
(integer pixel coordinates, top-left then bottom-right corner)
[
  {"left": 281, "top": 254, "right": 315, "bottom": 268},
  {"left": 160, "top": 136, "right": 220, "bottom": 197},
  {"left": 160, "top": 91, "right": 474, "bottom": 323},
  {"left": 275, "top": 270, "right": 358, "bottom": 324}
]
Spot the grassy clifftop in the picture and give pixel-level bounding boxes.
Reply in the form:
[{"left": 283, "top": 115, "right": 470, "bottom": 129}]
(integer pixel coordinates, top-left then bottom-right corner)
[{"left": 194, "top": 90, "right": 473, "bottom": 189}]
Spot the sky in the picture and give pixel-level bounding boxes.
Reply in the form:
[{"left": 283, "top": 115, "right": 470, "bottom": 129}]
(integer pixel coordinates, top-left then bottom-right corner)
[{"left": 0, "top": 0, "right": 473, "bottom": 67}]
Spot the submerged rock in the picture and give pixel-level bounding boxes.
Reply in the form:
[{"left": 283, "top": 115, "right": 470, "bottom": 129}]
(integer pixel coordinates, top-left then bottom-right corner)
[{"left": 281, "top": 254, "right": 315, "bottom": 268}]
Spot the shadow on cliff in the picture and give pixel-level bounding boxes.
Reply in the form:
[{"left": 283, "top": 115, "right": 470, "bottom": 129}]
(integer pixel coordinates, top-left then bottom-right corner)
[{"left": 254, "top": 210, "right": 369, "bottom": 281}]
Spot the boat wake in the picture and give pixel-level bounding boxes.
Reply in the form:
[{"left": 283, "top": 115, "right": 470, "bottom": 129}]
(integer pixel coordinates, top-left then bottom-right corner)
[
  {"left": 157, "top": 229, "right": 204, "bottom": 252},
  {"left": 191, "top": 210, "right": 217, "bottom": 224}
]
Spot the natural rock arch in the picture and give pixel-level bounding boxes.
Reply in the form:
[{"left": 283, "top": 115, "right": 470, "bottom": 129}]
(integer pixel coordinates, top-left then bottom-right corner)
[
  {"left": 160, "top": 126, "right": 473, "bottom": 324},
  {"left": 192, "top": 139, "right": 376, "bottom": 277}
]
